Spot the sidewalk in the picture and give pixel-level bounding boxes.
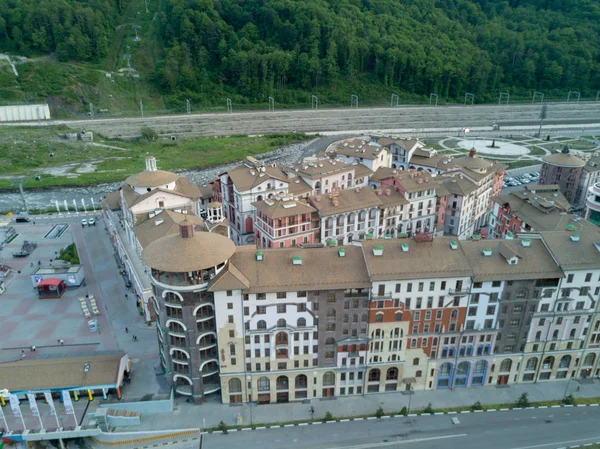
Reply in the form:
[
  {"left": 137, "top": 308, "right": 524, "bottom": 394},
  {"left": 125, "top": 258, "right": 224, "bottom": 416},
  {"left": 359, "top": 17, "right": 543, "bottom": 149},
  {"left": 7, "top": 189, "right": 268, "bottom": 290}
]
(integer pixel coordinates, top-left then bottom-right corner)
[{"left": 122, "top": 378, "right": 600, "bottom": 431}]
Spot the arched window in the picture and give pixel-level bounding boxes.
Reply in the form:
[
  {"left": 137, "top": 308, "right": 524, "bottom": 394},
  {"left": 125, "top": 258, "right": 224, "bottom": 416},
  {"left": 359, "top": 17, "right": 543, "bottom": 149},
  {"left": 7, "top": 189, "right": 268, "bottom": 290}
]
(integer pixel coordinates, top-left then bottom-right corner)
[
  {"left": 535, "top": 331, "right": 542, "bottom": 342},
  {"left": 229, "top": 378, "right": 242, "bottom": 393},
  {"left": 416, "top": 370, "right": 423, "bottom": 377},
  {"left": 168, "top": 321, "right": 185, "bottom": 334},
  {"left": 362, "top": 314, "right": 368, "bottom": 322},
  {"left": 257, "top": 195, "right": 263, "bottom": 201},
  {"left": 275, "top": 332, "right": 288, "bottom": 345},
  {"left": 353, "top": 314, "right": 359, "bottom": 323},
  {"left": 459, "top": 346, "right": 466, "bottom": 357},
  {"left": 395, "top": 311, "right": 402, "bottom": 321},
  {"left": 471, "top": 361, "right": 487, "bottom": 386},
  {"left": 386, "top": 367, "right": 399, "bottom": 381},
  {"left": 433, "top": 337, "right": 438, "bottom": 346},
  {"left": 526, "top": 357, "right": 538, "bottom": 371},
  {"left": 325, "top": 337, "right": 336, "bottom": 345},
  {"left": 297, "top": 318, "right": 306, "bottom": 327},
  {"left": 559, "top": 355, "right": 571, "bottom": 369},
  {"left": 295, "top": 374, "right": 308, "bottom": 389},
  {"left": 276, "top": 376, "right": 289, "bottom": 390},
  {"left": 552, "top": 329, "right": 559, "bottom": 340},
  {"left": 441, "top": 347, "right": 448, "bottom": 358},
  {"left": 257, "top": 377, "right": 270, "bottom": 391},
  {"left": 476, "top": 345, "right": 484, "bottom": 356},
  {"left": 454, "top": 361, "right": 470, "bottom": 387},
  {"left": 323, "top": 371, "right": 336, "bottom": 386},
  {"left": 500, "top": 359, "right": 512, "bottom": 373},
  {"left": 315, "top": 181, "right": 322, "bottom": 191},
  {"left": 343, "top": 314, "right": 349, "bottom": 323},
  {"left": 542, "top": 356, "right": 554, "bottom": 370},
  {"left": 584, "top": 353, "right": 596, "bottom": 366},
  {"left": 376, "top": 313, "right": 384, "bottom": 323},
  {"left": 327, "top": 309, "right": 336, "bottom": 318},
  {"left": 277, "top": 319, "right": 287, "bottom": 328},
  {"left": 257, "top": 320, "right": 267, "bottom": 330},
  {"left": 368, "top": 369, "right": 380, "bottom": 382},
  {"left": 569, "top": 328, "right": 576, "bottom": 339},
  {"left": 413, "top": 358, "right": 420, "bottom": 366},
  {"left": 437, "top": 362, "right": 453, "bottom": 388},
  {"left": 466, "top": 345, "right": 474, "bottom": 356},
  {"left": 451, "top": 309, "right": 458, "bottom": 318},
  {"left": 483, "top": 344, "right": 491, "bottom": 355}
]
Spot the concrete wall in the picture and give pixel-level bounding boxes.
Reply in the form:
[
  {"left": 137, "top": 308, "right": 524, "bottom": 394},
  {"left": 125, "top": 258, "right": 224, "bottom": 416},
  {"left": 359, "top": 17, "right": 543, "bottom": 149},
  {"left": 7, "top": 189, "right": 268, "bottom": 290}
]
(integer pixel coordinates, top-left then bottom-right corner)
[
  {"left": 88, "top": 428, "right": 200, "bottom": 446},
  {"left": 99, "top": 397, "right": 173, "bottom": 414}
]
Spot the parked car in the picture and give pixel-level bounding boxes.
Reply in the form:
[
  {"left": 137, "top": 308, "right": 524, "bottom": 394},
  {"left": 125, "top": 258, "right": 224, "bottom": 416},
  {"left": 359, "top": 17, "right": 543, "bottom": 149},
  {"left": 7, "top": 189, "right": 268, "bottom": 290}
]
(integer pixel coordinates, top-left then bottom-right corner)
[
  {"left": 521, "top": 179, "right": 531, "bottom": 184},
  {"left": 88, "top": 217, "right": 96, "bottom": 226},
  {"left": 15, "top": 217, "right": 30, "bottom": 223},
  {"left": 81, "top": 219, "right": 88, "bottom": 227}
]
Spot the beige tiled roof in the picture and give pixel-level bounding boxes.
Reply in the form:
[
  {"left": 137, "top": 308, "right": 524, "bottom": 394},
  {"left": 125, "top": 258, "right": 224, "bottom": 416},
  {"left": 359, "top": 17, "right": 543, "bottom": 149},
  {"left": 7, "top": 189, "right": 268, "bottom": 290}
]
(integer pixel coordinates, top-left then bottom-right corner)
[
  {"left": 378, "top": 137, "right": 421, "bottom": 150},
  {"left": 542, "top": 152, "right": 586, "bottom": 167},
  {"left": 292, "top": 158, "right": 355, "bottom": 179},
  {"left": 540, "top": 230, "right": 600, "bottom": 270},
  {"left": 103, "top": 191, "right": 121, "bottom": 211},
  {"left": 371, "top": 167, "right": 397, "bottom": 181},
  {"left": 134, "top": 210, "right": 204, "bottom": 249},
  {"left": 394, "top": 170, "right": 436, "bottom": 193},
  {"left": 362, "top": 238, "right": 472, "bottom": 281},
  {"left": 142, "top": 223, "right": 235, "bottom": 272},
  {"left": 584, "top": 155, "right": 600, "bottom": 173},
  {"left": 451, "top": 153, "right": 494, "bottom": 170},
  {"left": 288, "top": 177, "right": 313, "bottom": 196},
  {"left": 199, "top": 184, "right": 215, "bottom": 200},
  {"left": 226, "top": 165, "right": 288, "bottom": 191},
  {"left": 252, "top": 198, "right": 316, "bottom": 219},
  {"left": 175, "top": 177, "right": 202, "bottom": 199},
  {"left": 376, "top": 189, "right": 409, "bottom": 208},
  {"left": 0, "top": 353, "right": 126, "bottom": 392},
  {"left": 331, "top": 138, "right": 385, "bottom": 160},
  {"left": 353, "top": 164, "right": 374, "bottom": 179},
  {"left": 437, "top": 176, "right": 477, "bottom": 196},
  {"left": 221, "top": 246, "right": 371, "bottom": 293},
  {"left": 121, "top": 184, "right": 139, "bottom": 208},
  {"left": 461, "top": 238, "right": 563, "bottom": 282},
  {"left": 409, "top": 154, "right": 447, "bottom": 169},
  {"left": 308, "top": 187, "right": 382, "bottom": 216},
  {"left": 209, "top": 263, "right": 250, "bottom": 291},
  {"left": 125, "top": 169, "right": 179, "bottom": 188}
]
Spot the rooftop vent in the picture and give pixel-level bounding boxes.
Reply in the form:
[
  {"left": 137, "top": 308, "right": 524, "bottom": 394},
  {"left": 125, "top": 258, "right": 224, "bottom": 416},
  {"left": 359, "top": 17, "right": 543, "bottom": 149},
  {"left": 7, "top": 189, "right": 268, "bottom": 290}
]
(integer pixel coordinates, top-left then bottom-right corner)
[
  {"left": 372, "top": 245, "right": 384, "bottom": 256},
  {"left": 521, "top": 238, "right": 531, "bottom": 247},
  {"left": 179, "top": 222, "right": 194, "bottom": 239},
  {"left": 472, "top": 234, "right": 481, "bottom": 241},
  {"left": 264, "top": 199, "right": 275, "bottom": 206},
  {"left": 256, "top": 251, "right": 264, "bottom": 261},
  {"left": 155, "top": 218, "right": 164, "bottom": 226},
  {"left": 505, "top": 232, "right": 514, "bottom": 240},
  {"left": 570, "top": 234, "right": 580, "bottom": 242},
  {"left": 384, "top": 234, "right": 392, "bottom": 240},
  {"left": 482, "top": 248, "right": 492, "bottom": 257},
  {"left": 449, "top": 241, "right": 458, "bottom": 250},
  {"left": 398, "top": 232, "right": 409, "bottom": 238},
  {"left": 338, "top": 248, "right": 346, "bottom": 257},
  {"left": 401, "top": 243, "right": 409, "bottom": 252},
  {"left": 292, "top": 255, "right": 303, "bottom": 265},
  {"left": 365, "top": 233, "right": 374, "bottom": 240},
  {"left": 282, "top": 201, "right": 297, "bottom": 209}
]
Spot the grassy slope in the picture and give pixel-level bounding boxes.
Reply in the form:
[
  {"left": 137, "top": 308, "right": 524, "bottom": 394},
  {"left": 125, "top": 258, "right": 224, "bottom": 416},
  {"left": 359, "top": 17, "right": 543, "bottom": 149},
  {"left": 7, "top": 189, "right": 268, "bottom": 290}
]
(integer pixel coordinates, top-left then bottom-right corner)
[{"left": 0, "top": 126, "right": 308, "bottom": 189}]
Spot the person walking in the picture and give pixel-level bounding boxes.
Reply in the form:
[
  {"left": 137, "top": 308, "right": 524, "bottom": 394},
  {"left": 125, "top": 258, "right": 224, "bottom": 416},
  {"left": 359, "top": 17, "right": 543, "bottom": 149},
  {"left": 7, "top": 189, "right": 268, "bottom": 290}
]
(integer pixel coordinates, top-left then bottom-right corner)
[{"left": 125, "top": 327, "right": 128, "bottom": 333}]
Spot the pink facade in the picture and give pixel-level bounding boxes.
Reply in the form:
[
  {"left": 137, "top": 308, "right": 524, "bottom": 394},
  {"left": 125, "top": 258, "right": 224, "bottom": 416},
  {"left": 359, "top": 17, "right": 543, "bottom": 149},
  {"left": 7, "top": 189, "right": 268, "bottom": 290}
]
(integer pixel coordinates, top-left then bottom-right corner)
[{"left": 254, "top": 211, "right": 315, "bottom": 249}]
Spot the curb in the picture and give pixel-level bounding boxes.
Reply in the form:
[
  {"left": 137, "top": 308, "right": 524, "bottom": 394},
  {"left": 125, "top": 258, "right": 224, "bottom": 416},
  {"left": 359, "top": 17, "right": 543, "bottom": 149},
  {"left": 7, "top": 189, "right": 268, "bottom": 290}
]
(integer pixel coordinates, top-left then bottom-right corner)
[{"left": 200, "top": 402, "right": 600, "bottom": 434}]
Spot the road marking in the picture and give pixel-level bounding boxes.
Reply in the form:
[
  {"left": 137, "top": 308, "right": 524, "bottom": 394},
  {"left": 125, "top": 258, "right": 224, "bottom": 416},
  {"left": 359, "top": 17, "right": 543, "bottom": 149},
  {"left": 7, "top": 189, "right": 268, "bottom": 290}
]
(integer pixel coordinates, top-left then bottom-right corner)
[
  {"left": 284, "top": 424, "right": 295, "bottom": 427},
  {"left": 340, "top": 419, "right": 350, "bottom": 422},
  {"left": 298, "top": 423, "right": 309, "bottom": 426},
  {"left": 508, "top": 436, "right": 600, "bottom": 449},
  {"left": 538, "top": 406, "right": 548, "bottom": 409},
  {"left": 551, "top": 405, "right": 561, "bottom": 408},
  {"left": 500, "top": 408, "right": 510, "bottom": 411},
  {"left": 451, "top": 417, "right": 460, "bottom": 425},
  {"left": 322, "top": 433, "right": 468, "bottom": 449}
]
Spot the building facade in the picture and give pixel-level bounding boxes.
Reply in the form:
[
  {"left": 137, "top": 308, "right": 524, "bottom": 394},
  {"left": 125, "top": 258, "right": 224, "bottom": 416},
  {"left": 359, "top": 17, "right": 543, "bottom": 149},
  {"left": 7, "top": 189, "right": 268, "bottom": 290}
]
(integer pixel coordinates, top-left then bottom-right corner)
[{"left": 539, "top": 146, "right": 586, "bottom": 205}]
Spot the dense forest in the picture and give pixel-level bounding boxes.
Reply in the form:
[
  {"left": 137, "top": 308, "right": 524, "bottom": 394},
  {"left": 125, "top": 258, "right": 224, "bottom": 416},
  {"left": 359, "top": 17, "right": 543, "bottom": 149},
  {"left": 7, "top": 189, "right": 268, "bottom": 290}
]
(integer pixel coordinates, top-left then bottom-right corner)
[{"left": 0, "top": 0, "right": 599, "bottom": 107}]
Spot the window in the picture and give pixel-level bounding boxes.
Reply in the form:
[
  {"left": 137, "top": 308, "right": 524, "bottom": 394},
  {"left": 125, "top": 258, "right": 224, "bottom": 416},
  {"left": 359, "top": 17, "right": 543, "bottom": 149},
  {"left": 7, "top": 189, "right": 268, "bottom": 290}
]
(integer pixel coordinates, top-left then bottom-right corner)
[
  {"left": 257, "top": 306, "right": 267, "bottom": 315},
  {"left": 227, "top": 302, "right": 233, "bottom": 309},
  {"left": 375, "top": 313, "right": 383, "bottom": 323},
  {"left": 298, "top": 291, "right": 307, "bottom": 297},
  {"left": 277, "top": 319, "right": 287, "bottom": 328},
  {"left": 257, "top": 293, "right": 266, "bottom": 300},
  {"left": 277, "top": 304, "right": 287, "bottom": 313},
  {"left": 327, "top": 294, "right": 336, "bottom": 302},
  {"left": 277, "top": 292, "right": 287, "bottom": 299},
  {"left": 567, "top": 274, "right": 574, "bottom": 283},
  {"left": 297, "top": 318, "right": 306, "bottom": 327}
]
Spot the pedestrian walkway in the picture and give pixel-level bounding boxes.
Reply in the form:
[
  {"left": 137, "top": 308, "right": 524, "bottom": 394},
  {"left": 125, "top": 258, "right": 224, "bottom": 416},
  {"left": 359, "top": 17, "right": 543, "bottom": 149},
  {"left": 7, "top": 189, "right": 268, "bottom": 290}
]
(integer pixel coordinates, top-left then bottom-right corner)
[{"left": 120, "top": 378, "right": 600, "bottom": 432}]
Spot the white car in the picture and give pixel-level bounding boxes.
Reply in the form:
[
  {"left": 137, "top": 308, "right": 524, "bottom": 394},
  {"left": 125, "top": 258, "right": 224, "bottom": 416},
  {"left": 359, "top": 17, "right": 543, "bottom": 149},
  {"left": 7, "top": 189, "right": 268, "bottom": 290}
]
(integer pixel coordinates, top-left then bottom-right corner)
[
  {"left": 81, "top": 219, "right": 88, "bottom": 227},
  {"left": 88, "top": 217, "right": 96, "bottom": 226}
]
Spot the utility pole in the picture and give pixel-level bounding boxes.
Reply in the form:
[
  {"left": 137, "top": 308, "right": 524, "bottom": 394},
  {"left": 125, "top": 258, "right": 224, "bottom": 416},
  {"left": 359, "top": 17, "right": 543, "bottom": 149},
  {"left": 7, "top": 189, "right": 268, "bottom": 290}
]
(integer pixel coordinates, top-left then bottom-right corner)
[
  {"left": 227, "top": 98, "right": 232, "bottom": 113},
  {"left": 11, "top": 178, "right": 28, "bottom": 213},
  {"left": 186, "top": 99, "right": 191, "bottom": 114},
  {"left": 140, "top": 100, "right": 144, "bottom": 118},
  {"left": 89, "top": 102, "right": 94, "bottom": 120}
]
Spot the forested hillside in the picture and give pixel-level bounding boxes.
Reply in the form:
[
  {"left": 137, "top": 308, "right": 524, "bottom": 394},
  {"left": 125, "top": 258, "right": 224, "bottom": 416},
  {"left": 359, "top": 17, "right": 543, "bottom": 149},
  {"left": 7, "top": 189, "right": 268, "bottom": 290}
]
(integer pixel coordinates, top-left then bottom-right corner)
[{"left": 0, "top": 0, "right": 598, "bottom": 112}]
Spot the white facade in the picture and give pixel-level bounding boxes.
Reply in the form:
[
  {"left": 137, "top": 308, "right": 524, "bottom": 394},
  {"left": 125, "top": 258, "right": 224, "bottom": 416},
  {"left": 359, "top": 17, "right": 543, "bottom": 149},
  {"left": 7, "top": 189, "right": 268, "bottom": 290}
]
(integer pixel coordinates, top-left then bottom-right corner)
[{"left": 320, "top": 207, "right": 380, "bottom": 245}]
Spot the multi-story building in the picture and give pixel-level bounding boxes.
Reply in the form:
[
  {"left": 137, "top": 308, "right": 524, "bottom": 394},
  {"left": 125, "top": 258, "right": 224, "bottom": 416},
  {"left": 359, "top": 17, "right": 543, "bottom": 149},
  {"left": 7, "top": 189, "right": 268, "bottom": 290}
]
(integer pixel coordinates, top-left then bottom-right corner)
[
  {"left": 145, "top": 222, "right": 600, "bottom": 403},
  {"left": 329, "top": 137, "right": 392, "bottom": 172},
  {"left": 488, "top": 185, "right": 590, "bottom": 239},
  {"left": 377, "top": 136, "right": 423, "bottom": 169},
  {"left": 539, "top": 146, "right": 586, "bottom": 205},
  {"left": 585, "top": 182, "right": 600, "bottom": 227},
  {"left": 308, "top": 187, "right": 382, "bottom": 245},
  {"left": 142, "top": 221, "right": 237, "bottom": 404},
  {"left": 253, "top": 195, "right": 317, "bottom": 249},
  {"left": 575, "top": 153, "right": 600, "bottom": 210}
]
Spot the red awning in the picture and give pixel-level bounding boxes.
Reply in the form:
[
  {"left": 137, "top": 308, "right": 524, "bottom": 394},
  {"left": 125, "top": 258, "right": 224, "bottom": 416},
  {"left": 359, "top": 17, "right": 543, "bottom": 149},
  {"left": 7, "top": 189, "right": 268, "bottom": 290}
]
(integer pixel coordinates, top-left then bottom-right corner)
[{"left": 37, "top": 278, "right": 63, "bottom": 287}]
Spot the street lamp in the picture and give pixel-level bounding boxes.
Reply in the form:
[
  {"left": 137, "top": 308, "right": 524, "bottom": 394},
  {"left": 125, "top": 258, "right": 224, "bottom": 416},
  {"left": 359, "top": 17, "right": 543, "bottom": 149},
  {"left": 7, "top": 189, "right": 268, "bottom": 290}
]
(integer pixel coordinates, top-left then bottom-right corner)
[
  {"left": 406, "top": 382, "right": 414, "bottom": 415},
  {"left": 246, "top": 374, "right": 253, "bottom": 425}
]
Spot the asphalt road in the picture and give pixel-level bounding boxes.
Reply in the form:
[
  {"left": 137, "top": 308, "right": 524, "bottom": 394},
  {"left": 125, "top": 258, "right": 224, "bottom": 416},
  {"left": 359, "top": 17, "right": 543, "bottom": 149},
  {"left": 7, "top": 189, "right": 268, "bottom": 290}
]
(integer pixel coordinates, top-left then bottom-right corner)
[
  {"left": 199, "top": 406, "right": 600, "bottom": 449},
  {"left": 21, "top": 102, "right": 600, "bottom": 138}
]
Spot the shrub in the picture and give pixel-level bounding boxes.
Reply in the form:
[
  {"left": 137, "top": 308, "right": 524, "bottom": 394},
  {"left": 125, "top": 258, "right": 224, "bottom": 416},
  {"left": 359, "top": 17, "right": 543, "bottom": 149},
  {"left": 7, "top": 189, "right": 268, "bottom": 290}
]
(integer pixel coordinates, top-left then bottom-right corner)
[
  {"left": 515, "top": 393, "right": 530, "bottom": 408},
  {"left": 472, "top": 401, "right": 483, "bottom": 411},
  {"left": 323, "top": 411, "right": 333, "bottom": 422},
  {"left": 375, "top": 407, "right": 384, "bottom": 418},
  {"left": 399, "top": 406, "right": 408, "bottom": 416},
  {"left": 57, "top": 243, "right": 80, "bottom": 264},
  {"left": 140, "top": 126, "right": 158, "bottom": 141},
  {"left": 562, "top": 394, "right": 576, "bottom": 405},
  {"left": 218, "top": 420, "right": 228, "bottom": 433},
  {"left": 423, "top": 403, "right": 434, "bottom": 414}
]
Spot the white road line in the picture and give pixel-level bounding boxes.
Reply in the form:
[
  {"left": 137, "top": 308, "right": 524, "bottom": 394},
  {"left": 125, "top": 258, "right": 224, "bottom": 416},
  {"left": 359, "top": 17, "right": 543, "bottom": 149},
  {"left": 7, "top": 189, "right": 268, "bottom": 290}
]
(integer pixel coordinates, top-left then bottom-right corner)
[
  {"left": 322, "top": 433, "right": 468, "bottom": 449},
  {"left": 298, "top": 423, "right": 309, "bottom": 426},
  {"left": 538, "top": 406, "right": 548, "bottom": 409},
  {"left": 340, "top": 419, "right": 350, "bottom": 422},
  {"left": 488, "top": 409, "right": 497, "bottom": 412},
  {"left": 551, "top": 405, "right": 561, "bottom": 408},
  {"left": 284, "top": 424, "right": 295, "bottom": 427},
  {"left": 508, "top": 436, "right": 600, "bottom": 449},
  {"left": 500, "top": 408, "right": 510, "bottom": 411}
]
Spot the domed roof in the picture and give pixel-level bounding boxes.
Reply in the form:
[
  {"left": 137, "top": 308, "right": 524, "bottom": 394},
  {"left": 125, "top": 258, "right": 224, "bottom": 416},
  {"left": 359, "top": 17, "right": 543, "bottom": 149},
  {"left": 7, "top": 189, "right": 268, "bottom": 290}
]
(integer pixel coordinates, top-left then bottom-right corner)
[
  {"left": 142, "top": 222, "right": 235, "bottom": 272},
  {"left": 125, "top": 170, "right": 179, "bottom": 188},
  {"left": 542, "top": 148, "right": 585, "bottom": 168}
]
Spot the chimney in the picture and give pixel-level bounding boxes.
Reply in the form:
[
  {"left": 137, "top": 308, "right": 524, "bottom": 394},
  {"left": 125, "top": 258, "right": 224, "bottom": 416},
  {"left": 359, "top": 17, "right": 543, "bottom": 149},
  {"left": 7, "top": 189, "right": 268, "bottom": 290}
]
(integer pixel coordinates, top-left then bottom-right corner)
[
  {"left": 385, "top": 189, "right": 391, "bottom": 196},
  {"left": 146, "top": 156, "right": 157, "bottom": 172},
  {"left": 469, "top": 148, "right": 476, "bottom": 158},
  {"left": 179, "top": 221, "right": 194, "bottom": 239}
]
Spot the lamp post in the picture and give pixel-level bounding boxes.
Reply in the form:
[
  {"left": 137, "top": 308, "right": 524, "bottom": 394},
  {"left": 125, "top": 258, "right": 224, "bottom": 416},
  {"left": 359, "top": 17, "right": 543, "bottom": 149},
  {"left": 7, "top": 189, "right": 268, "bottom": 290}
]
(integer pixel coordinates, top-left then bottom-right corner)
[
  {"left": 246, "top": 374, "right": 253, "bottom": 426},
  {"left": 406, "top": 382, "right": 414, "bottom": 415}
]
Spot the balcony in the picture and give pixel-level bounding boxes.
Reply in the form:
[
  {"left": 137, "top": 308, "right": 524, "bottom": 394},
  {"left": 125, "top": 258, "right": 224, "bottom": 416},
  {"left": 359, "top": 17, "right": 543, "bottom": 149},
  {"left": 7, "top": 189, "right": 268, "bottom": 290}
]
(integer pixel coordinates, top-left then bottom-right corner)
[
  {"left": 373, "top": 291, "right": 393, "bottom": 300},
  {"left": 448, "top": 289, "right": 468, "bottom": 296},
  {"left": 198, "top": 334, "right": 217, "bottom": 351},
  {"left": 201, "top": 361, "right": 219, "bottom": 377},
  {"left": 175, "top": 384, "right": 193, "bottom": 396},
  {"left": 151, "top": 268, "right": 215, "bottom": 288}
]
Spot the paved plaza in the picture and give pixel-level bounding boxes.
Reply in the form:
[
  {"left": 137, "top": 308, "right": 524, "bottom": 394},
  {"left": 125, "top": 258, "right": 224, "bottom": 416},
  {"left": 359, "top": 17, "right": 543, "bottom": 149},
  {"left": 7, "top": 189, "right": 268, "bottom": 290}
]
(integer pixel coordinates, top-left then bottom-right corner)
[{"left": 0, "top": 214, "right": 166, "bottom": 401}]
